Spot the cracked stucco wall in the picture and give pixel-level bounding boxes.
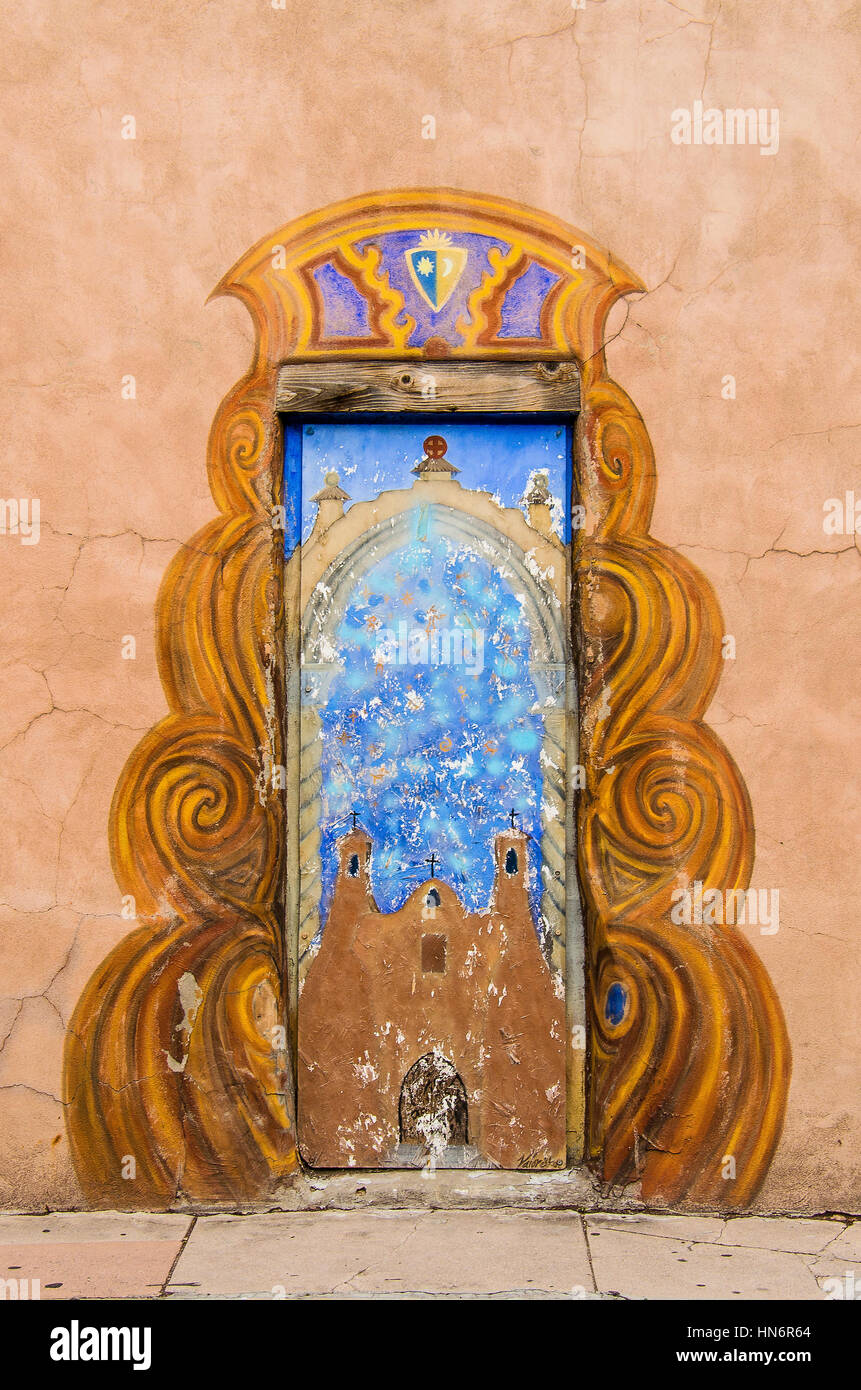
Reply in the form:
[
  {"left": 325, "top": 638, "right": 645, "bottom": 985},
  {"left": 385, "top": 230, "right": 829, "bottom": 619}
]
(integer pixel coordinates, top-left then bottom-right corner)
[{"left": 0, "top": 0, "right": 858, "bottom": 1212}]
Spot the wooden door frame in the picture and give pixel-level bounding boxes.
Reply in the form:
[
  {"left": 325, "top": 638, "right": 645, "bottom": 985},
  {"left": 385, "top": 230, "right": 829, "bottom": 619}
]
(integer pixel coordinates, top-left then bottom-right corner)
[{"left": 279, "top": 361, "right": 584, "bottom": 1165}]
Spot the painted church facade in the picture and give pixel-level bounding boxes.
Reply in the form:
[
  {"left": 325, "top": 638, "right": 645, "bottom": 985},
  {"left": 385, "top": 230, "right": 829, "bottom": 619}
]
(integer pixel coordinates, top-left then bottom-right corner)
[{"left": 298, "top": 824, "right": 566, "bottom": 1169}]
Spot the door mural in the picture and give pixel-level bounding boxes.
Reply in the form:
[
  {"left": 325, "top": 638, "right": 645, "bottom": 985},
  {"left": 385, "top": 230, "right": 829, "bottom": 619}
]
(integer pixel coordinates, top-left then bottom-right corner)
[
  {"left": 293, "top": 423, "right": 577, "bottom": 1168},
  {"left": 62, "top": 190, "right": 790, "bottom": 1209}
]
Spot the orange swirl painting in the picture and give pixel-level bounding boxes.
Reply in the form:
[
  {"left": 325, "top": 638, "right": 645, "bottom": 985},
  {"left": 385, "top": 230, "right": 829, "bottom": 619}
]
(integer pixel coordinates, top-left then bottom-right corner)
[{"left": 63, "top": 189, "right": 790, "bottom": 1209}]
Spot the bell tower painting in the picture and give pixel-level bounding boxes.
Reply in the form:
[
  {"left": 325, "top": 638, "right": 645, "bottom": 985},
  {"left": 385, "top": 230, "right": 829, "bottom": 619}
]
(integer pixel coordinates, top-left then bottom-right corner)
[{"left": 63, "top": 190, "right": 790, "bottom": 1209}]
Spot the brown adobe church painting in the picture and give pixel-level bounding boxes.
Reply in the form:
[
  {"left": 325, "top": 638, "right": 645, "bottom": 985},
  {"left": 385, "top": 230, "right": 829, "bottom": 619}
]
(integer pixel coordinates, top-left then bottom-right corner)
[
  {"left": 298, "top": 825, "right": 566, "bottom": 1169},
  {"left": 62, "top": 189, "right": 790, "bottom": 1210}
]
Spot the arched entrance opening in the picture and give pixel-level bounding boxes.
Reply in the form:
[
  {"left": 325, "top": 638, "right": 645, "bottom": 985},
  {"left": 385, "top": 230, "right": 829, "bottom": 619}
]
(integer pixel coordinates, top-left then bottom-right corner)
[{"left": 399, "top": 1054, "right": 469, "bottom": 1152}]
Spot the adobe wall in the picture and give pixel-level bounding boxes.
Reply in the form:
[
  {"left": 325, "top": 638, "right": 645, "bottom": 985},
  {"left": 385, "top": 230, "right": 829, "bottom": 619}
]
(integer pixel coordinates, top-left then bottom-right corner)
[{"left": 0, "top": 0, "right": 857, "bottom": 1211}]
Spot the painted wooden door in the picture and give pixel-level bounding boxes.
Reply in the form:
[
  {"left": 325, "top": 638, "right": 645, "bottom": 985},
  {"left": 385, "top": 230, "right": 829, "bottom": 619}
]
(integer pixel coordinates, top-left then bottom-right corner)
[{"left": 290, "top": 418, "right": 580, "bottom": 1169}]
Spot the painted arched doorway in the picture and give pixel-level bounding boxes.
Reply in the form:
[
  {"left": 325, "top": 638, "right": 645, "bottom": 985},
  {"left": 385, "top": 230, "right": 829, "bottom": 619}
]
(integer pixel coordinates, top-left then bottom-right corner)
[
  {"left": 63, "top": 189, "right": 790, "bottom": 1210},
  {"left": 399, "top": 1054, "right": 469, "bottom": 1154}
]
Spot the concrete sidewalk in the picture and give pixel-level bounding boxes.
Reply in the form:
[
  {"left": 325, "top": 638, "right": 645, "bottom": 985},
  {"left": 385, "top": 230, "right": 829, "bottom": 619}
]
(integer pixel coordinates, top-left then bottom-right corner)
[{"left": 1, "top": 1209, "right": 858, "bottom": 1299}]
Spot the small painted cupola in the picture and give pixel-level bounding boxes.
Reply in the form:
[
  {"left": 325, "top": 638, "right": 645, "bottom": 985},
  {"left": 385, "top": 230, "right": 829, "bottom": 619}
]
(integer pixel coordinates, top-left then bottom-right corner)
[
  {"left": 311, "top": 470, "right": 351, "bottom": 531},
  {"left": 412, "top": 434, "right": 460, "bottom": 482}
]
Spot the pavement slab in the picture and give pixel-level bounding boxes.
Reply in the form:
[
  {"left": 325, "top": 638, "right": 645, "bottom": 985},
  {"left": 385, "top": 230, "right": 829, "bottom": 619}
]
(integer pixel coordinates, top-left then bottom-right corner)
[
  {"left": 0, "top": 1213, "right": 192, "bottom": 1300},
  {"left": 585, "top": 1223, "right": 827, "bottom": 1300},
  {"left": 166, "top": 1209, "right": 595, "bottom": 1299},
  {"left": 585, "top": 1212, "right": 727, "bottom": 1244},
  {"left": 717, "top": 1216, "right": 848, "bottom": 1255},
  {"left": 809, "top": 1222, "right": 861, "bottom": 1262}
]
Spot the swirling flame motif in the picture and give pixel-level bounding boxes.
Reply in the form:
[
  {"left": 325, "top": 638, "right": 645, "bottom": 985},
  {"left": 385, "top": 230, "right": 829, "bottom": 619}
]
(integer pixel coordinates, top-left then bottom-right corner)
[
  {"left": 63, "top": 190, "right": 789, "bottom": 1207},
  {"left": 575, "top": 371, "right": 789, "bottom": 1203},
  {"left": 455, "top": 243, "right": 528, "bottom": 348},
  {"left": 338, "top": 241, "right": 414, "bottom": 352}
]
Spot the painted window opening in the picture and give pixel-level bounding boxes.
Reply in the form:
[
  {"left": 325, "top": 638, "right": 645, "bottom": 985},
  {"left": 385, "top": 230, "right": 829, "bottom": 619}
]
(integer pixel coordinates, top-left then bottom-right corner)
[
  {"left": 294, "top": 417, "right": 578, "bottom": 1170},
  {"left": 421, "top": 934, "right": 447, "bottom": 974},
  {"left": 605, "top": 982, "right": 628, "bottom": 1027}
]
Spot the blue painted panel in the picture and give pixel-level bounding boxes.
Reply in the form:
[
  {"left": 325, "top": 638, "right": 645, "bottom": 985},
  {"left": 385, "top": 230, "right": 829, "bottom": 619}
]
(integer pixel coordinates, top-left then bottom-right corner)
[
  {"left": 282, "top": 424, "right": 303, "bottom": 555},
  {"left": 312, "top": 261, "right": 372, "bottom": 338},
  {"left": 498, "top": 261, "right": 560, "bottom": 339},
  {"left": 296, "top": 419, "right": 570, "bottom": 544}
]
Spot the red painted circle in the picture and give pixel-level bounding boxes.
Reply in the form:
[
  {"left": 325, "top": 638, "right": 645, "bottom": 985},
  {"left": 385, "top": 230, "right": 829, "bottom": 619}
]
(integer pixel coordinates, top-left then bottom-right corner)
[{"left": 423, "top": 435, "right": 448, "bottom": 459}]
